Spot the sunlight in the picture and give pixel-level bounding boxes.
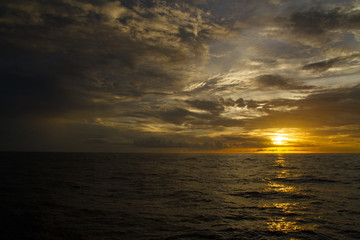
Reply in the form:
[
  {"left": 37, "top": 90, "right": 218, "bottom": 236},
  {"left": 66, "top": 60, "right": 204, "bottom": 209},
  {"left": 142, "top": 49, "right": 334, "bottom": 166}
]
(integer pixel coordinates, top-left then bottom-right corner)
[{"left": 272, "top": 134, "right": 290, "bottom": 145}]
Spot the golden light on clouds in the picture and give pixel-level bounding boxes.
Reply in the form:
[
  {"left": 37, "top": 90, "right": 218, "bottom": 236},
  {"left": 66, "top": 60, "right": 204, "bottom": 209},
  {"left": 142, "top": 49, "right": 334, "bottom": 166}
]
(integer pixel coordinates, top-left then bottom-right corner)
[{"left": 272, "top": 135, "right": 290, "bottom": 145}]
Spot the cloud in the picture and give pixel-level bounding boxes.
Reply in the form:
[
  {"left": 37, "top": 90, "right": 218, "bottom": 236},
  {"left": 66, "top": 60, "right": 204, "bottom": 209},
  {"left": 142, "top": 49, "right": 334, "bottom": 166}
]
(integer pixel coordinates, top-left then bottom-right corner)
[
  {"left": 0, "top": 116, "right": 134, "bottom": 152},
  {"left": 255, "top": 74, "right": 314, "bottom": 90},
  {"left": 157, "top": 108, "right": 203, "bottom": 125},
  {"left": 234, "top": 98, "right": 246, "bottom": 107},
  {"left": 247, "top": 85, "right": 360, "bottom": 129},
  {"left": 221, "top": 135, "right": 272, "bottom": 148},
  {"left": 156, "top": 107, "right": 245, "bottom": 127},
  {"left": 185, "top": 99, "right": 224, "bottom": 114},
  {"left": 185, "top": 97, "right": 266, "bottom": 115},
  {"left": 1, "top": 0, "right": 359, "bottom": 152},
  {"left": 133, "top": 137, "right": 178, "bottom": 148},
  {"left": 0, "top": 0, "right": 228, "bottom": 119},
  {"left": 133, "top": 136, "right": 225, "bottom": 150},
  {"left": 302, "top": 54, "right": 360, "bottom": 72},
  {"left": 133, "top": 133, "right": 272, "bottom": 150},
  {"left": 289, "top": 7, "right": 360, "bottom": 36}
]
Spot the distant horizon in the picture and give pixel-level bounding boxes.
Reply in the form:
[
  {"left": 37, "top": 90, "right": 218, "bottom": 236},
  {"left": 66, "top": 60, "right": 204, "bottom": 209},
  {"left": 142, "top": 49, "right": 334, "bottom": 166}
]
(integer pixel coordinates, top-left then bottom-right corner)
[{"left": 2, "top": 150, "right": 359, "bottom": 154}]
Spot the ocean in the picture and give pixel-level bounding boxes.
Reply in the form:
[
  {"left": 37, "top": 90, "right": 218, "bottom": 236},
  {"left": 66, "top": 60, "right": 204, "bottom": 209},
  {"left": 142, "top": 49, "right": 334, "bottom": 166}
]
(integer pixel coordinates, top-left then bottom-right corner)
[{"left": 0, "top": 153, "right": 359, "bottom": 239}]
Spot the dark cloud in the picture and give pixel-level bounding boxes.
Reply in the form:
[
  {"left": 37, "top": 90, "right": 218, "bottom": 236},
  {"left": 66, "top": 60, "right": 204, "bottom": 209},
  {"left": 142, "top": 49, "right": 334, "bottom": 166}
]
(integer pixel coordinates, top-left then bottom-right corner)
[
  {"left": 156, "top": 107, "right": 244, "bottom": 127},
  {"left": 221, "top": 135, "right": 272, "bottom": 148},
  {"left": 219, "top": 98, "right": 235, "bottom": 107},
  {"left": 0, "top": 0, "right": 219, "bottom": 120},
  {"left": 217, "top": 97, "right": 250, "bottom": 108},
  {"left": 83, "top": 137, "right": 109, "bottom": 144},
  {"left": 246, "top": 100, "right": 259, "bottom": 109},
  {"left": 133, "top": 133, "right": 271, "bottom": 150},
  {"left": 0, "top": 117, "right": 132, "bottom": 152},
  {"left": 181, "top": 0, "right": 281, "bottom": 27},
  {"left": 207, "top": 117, "right": 244, "bottom": 127},
  {"left": 119, "top": 0, "right": 157, "bottom": 9},
  {"left": 157, "top": 108, "right": 203, "bottom": 125},
  {"left": 1, "top": 0, "right": 228, "bottom": 151},
  {"left": 302, "top": 54, "right": 360, "bottom": 72},
  {"left": 290, "top": 7, "right": 360, "bottom": 36},
  {"left": 133, "top": 137, "right": 177, "bottom": 148},
  {"left": 185, "top": 99, "right": 224, "bottom": 114},
  {"left": 41, "top": 13, "right": 77, "bottom": 27},
  {"left": 261, "top": 98, "right": 297, "bottom": 112},
  {"left": 255, "top": 74, "right": 314, "bottom": 90},
  {"left": 235, "top": 98, "right": 246, "bottom": 108},
  {"left": 291, "top": 8, "right": 342, "bottom": 35},
  {"left": 185, "top": 97, "right": 262, "bottom": 114},
  {"left": 303, "top": 57, "right": 344, "bottom": 72},
  {"left": 133, "top": 136, "right": 225, "bottom": 149}
]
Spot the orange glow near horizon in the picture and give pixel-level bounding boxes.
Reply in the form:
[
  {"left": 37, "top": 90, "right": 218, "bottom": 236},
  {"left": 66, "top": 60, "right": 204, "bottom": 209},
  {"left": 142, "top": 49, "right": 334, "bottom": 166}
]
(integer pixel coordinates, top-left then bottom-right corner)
[{"left": 140, "top": 127, "right": 360, "bottom": 154}]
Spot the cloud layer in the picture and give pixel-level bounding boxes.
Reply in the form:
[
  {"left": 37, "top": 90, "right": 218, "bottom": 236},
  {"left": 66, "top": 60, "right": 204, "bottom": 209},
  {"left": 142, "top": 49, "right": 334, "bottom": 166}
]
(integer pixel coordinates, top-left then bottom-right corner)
[{"left": 1, "top": 0, "right": 359, "bottom": 152}]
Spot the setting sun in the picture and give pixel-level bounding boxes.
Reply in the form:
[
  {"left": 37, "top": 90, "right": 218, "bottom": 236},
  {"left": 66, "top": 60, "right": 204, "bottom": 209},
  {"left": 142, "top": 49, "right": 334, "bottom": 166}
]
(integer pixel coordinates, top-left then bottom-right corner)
[{"left": 272, "top": 135, "right": 290, "bottom": 145}]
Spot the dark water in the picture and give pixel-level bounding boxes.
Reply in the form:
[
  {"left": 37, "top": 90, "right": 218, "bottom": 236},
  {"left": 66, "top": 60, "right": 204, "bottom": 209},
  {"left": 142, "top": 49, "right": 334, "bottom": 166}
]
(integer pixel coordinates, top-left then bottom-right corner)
[{"left": 1, "top": 153, "right": 360, "bottom": 239}]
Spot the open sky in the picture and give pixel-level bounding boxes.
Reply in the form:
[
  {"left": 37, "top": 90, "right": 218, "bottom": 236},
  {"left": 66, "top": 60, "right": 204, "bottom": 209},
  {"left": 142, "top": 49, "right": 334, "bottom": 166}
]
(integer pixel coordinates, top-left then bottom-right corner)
[{"left": 1, "top": 0, "right": 359, "bottom": 153}]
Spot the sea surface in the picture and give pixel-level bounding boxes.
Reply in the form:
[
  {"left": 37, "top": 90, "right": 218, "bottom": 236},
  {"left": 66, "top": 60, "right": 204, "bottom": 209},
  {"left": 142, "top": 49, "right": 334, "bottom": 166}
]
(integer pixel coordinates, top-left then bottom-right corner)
[{"left": 0, "top": 153, "right": 360, "bottom": 240}]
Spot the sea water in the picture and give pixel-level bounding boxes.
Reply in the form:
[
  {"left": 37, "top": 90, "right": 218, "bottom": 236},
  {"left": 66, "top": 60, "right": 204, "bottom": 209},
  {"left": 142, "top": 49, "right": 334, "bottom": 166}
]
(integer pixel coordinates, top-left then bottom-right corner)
[{"left": 0, "top": 153, "right": 359, "bottom": 239}]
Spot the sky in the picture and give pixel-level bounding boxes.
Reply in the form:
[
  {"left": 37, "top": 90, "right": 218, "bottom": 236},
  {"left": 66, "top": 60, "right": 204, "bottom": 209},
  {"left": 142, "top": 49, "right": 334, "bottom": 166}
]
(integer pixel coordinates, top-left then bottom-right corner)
[{"left": 1, "top": 0, "right": 360, "bottom": 153}]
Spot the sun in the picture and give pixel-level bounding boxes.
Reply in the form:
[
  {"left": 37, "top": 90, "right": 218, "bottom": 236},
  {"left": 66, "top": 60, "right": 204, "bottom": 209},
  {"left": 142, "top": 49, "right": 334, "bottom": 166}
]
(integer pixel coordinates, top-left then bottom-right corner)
[{"left": 272, "top": 135, "right": 290, "bottom": 145}]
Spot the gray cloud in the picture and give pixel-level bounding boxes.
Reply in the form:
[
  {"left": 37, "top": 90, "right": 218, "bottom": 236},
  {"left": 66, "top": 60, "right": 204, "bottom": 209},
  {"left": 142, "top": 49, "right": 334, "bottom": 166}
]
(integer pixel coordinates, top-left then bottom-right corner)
[
  {"left": 133, "top": 137, "right": 179, "bottom": 148},
  {"left": 133, "top": 136, "right": 225, "bottom": 150},
  {"left": 0, "top": 0, "right": 225, "bottom": 119},
  {"left": 303, "top": 57, "right": 345, "bottom": 72},
  {"left": 156, "top": 107, "right": 244, "bottom": 127},
  {"left": 302, "top": 54, "right": 360, "bottom": 72},
  {"left": 133, "top": 133, "right": 272, "bottom": 150},
  {"left": 234, "top": 98, "right": 246, "bottom": 108},
  {"left": 246, "top": 100, "right": 259, "bottom": 109},
  {"left": 255, "top": 74, "right": 314, "bottom": 90},
  {"left": 157, "top": 108, "right": 203, "bottom": 125},
  {"left": 221, "top": 135, "right": 272, "bottom": 148},
  {"left": 290, "top": 7, "right": 360, "bottom": 36},
  {"left": 185, "top": 99, "right": 224, "bottom": 114},
  {"left": 185, "top": 97, "right": 264, "bottom": 115},
  {"left": 0, "top": 117, "right": 133, "bottom": 152}
]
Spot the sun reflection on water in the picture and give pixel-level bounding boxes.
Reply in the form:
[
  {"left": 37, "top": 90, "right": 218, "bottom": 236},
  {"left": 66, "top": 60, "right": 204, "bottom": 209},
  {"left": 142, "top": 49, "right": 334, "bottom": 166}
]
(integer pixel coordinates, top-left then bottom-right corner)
[
  {"left": 267, "top": 215, "right": 317, "bottom": 233},
  {"left": 267, "top": 217, "right": 302, "bottom": 233},
  {"left": 264, "top": 200, "right": 318, "bottom": 233},
  {"left": 267, "top": 182, "right": 296, "bottom": 193},
  {"left": 264, "top": 155, "right": 317, "bottom": 234},
  {"left": 275, "top": 155, "right": 286, "bottom": 167}
]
